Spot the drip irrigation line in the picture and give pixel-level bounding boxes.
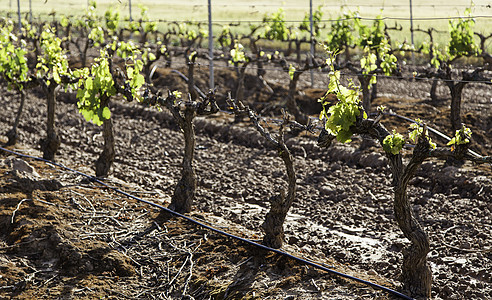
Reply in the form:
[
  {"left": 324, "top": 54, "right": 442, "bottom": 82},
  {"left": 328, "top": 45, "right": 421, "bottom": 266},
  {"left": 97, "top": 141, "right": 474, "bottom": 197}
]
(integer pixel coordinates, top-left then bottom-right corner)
[{"left": 0, "top": 146, "right": 413, "bottom": 300}]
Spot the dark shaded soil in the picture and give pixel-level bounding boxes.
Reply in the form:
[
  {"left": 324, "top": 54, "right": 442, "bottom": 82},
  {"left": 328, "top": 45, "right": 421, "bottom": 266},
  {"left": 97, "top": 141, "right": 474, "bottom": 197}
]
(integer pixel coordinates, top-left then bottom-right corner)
[{"left": 0, "top": 58, "right": 491, "bottom": 299}]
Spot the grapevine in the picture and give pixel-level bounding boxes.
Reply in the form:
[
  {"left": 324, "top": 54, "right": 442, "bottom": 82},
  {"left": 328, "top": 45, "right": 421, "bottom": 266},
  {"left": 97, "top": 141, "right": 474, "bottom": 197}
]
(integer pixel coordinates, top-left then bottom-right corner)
[
  {"left": 0, "top": 21, "right": 33, "bottom": 145},
  {"left": 74, "top": 44, "right": 144, "bottom": 176}
]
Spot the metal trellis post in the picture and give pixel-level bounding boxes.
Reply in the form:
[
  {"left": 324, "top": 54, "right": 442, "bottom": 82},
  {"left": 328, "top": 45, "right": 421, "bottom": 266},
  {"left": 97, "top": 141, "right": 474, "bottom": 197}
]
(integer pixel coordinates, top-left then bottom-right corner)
[
  {"left": 310, "top": 0, "right": 314, "bottom": 88},
  {"left": 410, "top": 0, "right": 415, "bottom": 64},
  {"left": 129, "top": 0, "right": 133, "bottom": 22},
  {"left": 29, "top": 0, "right": 32, "bottom": 25},
  {"left": 16, "top": 0, "right": 21, "bottom": 33},
  {"left": 208, "top": 0, "right": 214, "bottom": 90}
]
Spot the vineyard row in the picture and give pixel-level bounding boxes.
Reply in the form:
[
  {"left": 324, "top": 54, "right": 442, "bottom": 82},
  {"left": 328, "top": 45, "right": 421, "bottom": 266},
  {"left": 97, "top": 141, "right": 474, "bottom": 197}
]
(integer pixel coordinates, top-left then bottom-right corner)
[{"left": 1, "top": 6, "right": 492, "bottom": 299}]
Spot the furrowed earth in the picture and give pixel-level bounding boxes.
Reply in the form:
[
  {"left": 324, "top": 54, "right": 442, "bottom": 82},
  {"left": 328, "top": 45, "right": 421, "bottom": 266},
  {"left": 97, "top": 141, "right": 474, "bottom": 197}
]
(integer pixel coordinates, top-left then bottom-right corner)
[{"left": 0, "top": 57, "right": 491, "bottom": 299}]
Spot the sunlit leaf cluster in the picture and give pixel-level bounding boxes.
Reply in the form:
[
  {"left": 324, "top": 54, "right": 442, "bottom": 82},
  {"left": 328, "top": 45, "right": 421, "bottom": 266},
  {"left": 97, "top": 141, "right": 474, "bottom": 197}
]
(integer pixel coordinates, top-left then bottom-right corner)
[
  {"left": 383, "top": 130, "right": 405, "bottom": 155},
  {"left": 262, "top": 8, "right": 289, "bottom": 41},
  {"left": 36, "top": 26, "right": 69, "bottom": 85},
  {"left": 229, "top": 42, "right": 247, "bottom": 65},
  {"left": 447, "top": 125, "right": 472, "bottom": 150},
  {"left": 409, "top": 119, "right": 437, "bottom": 149},
  {"left": 75, "top": 50, "right": 115, "bottom": 126},
  {"left": 319, "top": 52, "right": 366, "bottom": 143},
  {"left": 0, "top": 22, "right": 29, "bottom": 90}
]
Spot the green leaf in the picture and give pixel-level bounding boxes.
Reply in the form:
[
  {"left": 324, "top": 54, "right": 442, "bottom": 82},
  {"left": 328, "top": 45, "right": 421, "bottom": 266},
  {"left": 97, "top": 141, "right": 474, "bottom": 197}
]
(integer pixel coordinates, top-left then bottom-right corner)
[
  {"left": 383, "top": 131, "right": 405, "bottom": 155},
  {"left": 102, "top": 106, "right": 111, "bottom": 119},
  {"left": 288, "top": 64, "right": 295, "bottom": 80}
]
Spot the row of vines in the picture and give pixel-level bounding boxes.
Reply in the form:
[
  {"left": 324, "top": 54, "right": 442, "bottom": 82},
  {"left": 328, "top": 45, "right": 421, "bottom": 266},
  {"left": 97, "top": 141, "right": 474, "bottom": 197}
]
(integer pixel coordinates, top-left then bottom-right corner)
[{"left": 1, "top": 2, "right": 491, "bottom": 299}]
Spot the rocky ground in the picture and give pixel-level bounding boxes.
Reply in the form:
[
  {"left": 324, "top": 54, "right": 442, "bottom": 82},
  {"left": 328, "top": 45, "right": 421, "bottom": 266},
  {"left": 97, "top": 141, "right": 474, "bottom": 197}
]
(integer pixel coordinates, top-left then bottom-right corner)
[{"left": 0, "top": 59, "right": 491, "bottom": 299}]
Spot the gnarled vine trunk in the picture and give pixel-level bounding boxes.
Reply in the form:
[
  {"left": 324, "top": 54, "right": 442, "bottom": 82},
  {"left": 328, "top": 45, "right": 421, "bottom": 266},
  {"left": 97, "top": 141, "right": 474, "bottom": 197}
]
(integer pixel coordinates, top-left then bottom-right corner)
[
  {"left": 95, "top": 95, "right": 115, "bottom": 177},
  {"left": 170, "top": 107, "right": 197, "bottom": 213},
  {"left": 295, "top": 39, "right": 302, "bottom": 65},
  {"left": 234, "top": 62, "right": 250, "bottom": 102},
  {"left": 388, "top": 139, "right": 432, "bottom": 298},
  {"left": 187, "top": 53, "right": 198, "bottom": 101},
  {"left": 430, "top": 79, "right": 438, "bottom": 101},
  {"left": 262, "top": 144, "right": 296, "bottom": 249},
  {"left": 358, "top": 75, "right": 372, "bottom": 113},
  {"left": 446, "top": 81, "right": 466, "bottom": 133},
  {"left": 6, "top": 91, "right": 25, "bottom": 146},
  {"left": 435, "top": 66, "right": 490, "bottom": 133},
  {"left": 349, "top": 119, "right": 432, "bottom": 298},
  {"left": 371, "top": 81, "right": 378, "bottom": 101},
  {"left": 40, "top": 83, "right": 60, "bottom": 160},
  {"left": 286, "top": 71, "right": 309, "bottom": 125}
]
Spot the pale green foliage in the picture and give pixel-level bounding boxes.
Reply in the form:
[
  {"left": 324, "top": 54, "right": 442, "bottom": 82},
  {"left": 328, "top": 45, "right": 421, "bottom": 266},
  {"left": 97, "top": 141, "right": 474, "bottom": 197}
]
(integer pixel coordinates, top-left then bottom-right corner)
[
  {"left": 447, "top": 125, "right": 472, "bottom": 149},
  {"left": 350, "top": 11, "right": 399, "bottom": 89},
  {"left": 89, "top": 26, "right": 105, "bottom": 46},
  {"left": 421, "top": 42, "right": 446, "bottom": 68},
  {"left": 355, "top": 11, "right": 385, "bottom": 50},
  {"left": 75, "top": 47, "right": 144, "bottom": 126},
  {"left": 219, "top": 25, "right": 232, "bottom": 47},
  {"left": 142, "top": 47, "right": 157, "bottom": 64},
  {"left": 229, "top": 42, "right": 247, "bottom": 65},
  {"left": 138, "top": 5, "right": 157, "bottom": 33},
  {"left": 383, "top": 130, "right": 405, "bottom": 155},
  {"left": 176, "top": 22, "right": 208, "bottom": 41},
  {"left": 75, "top": 51, "right": 115, "bottom": 126},
  {"left": 79, "top": 1, "right": 98, "bottom": 29},
  {"left": 60, "top": 15, "right": 69, "bottom": 28},
  {"left": 36, "top": 26, "right": 69, "bottom": 85},
  {"left": 300, "top": 5, "right": 323, "bottom": 36},
  {"left": 124, "top": 4, "right": 156, "bottom": 33},
  {"left": 409, "top": 119, "right": 436, "bottom": 149},
  {"left": 448, "top": 8, "right": 479, "bottom": 57},
  {"left": 319, "top": 51, "right": 367, "bottom": 143},
  {"left": 0, "top": 22, "right": 29, "bottom": 90},
  {"left": 325, "top": 10, "right": 355, "bottom": 52},
  {"left": 115, "top": 40, "right": 139, "bottom": 59},
  {"left": 104, "top": 7, "right": 120, "bottom": 33},
  {"left": 361, "top": 47, "right": 377, "bottom": 85},
  {"left": 262, "top": 8, "right": 289, "bottom": 41},
  {"left": 288, "top": 64, "right": 296, "bottom": 80},
  {"left": 126, "top": 59, "right": 145, "bottom": 100},
  {"left": 379, "top": 41, "right": 398, "bottom": 75},
  {"left": 419, "top": 8, "right": 479, "bottom": 69},
  {"left": 172, "top": 90, "right": 182, "bottom": 99}
]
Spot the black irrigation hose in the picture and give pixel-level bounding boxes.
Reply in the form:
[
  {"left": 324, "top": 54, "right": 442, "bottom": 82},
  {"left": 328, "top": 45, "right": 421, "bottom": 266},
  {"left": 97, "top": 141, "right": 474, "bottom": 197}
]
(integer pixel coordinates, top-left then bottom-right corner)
[{"left": 0, "top": 146, "right": 414, "bottom": 300}]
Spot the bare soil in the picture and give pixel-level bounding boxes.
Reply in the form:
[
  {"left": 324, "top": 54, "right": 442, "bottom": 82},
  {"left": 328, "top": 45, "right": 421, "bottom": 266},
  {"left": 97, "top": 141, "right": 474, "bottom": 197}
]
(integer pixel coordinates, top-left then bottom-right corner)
[{"left": 0, "top": 60, "right": 491, "bottom": 299}]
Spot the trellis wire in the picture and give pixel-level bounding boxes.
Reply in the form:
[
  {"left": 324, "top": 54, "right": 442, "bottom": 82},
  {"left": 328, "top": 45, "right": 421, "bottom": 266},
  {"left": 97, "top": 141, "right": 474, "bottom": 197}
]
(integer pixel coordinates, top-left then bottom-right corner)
[{"left": 149, "top": 60, "right": 492, "bottom": 85}]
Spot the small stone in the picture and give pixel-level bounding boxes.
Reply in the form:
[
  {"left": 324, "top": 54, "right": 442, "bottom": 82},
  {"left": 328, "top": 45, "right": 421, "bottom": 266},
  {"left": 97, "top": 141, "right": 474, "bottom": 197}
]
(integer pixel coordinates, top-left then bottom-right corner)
[
  {"left": 367, "top": 269, "right": 378, "bottom": 276},
  {"left": 454, "top": 258, "right": 467, "bottom": 265},
  {"left": 441, "top": 285, "right": 454, "bottom": 296},
  {"left": 441, "top": 256, "right": 455, "bottom": 263},
  {"left": 5, "top": 157, "right": 40, "bottom": 179}
]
